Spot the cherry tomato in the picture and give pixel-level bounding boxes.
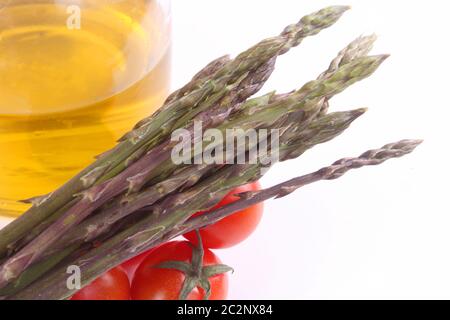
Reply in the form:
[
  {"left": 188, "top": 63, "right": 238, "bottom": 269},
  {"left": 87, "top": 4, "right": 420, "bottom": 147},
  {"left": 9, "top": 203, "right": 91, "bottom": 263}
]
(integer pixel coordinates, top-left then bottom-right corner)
[
  {"left": 131, "top": 241, "right": 229, "bottom": 300},
  {"left": 121, "top": 249, "right": 155, "bottom": 281},
  {"left": 184, "top": 181, "right": 264, "bottom": 249},
  {"left": 71, "top": 266, "right": 130, "bottom": 300}
]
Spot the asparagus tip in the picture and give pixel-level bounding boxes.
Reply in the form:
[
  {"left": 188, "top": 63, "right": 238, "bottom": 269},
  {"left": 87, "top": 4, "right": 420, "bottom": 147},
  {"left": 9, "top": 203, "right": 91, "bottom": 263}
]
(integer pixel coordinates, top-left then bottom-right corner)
[
  {"left": 388, "top": 139, "right": 424, "bottom": 152},
  {"left": 327, "top": 5, "right": 351, "bottom": 13},
  {"left": 353, "top": 107, "right": 368, "bottom": 117},
  {"left": 379, "top": 53, "right": 391, "bottom": 62}
]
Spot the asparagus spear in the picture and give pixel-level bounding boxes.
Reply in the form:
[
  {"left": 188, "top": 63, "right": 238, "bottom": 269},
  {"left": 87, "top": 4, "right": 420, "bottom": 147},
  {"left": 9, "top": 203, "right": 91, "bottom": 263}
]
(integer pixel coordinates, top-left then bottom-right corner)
[
  {"left": 0, "top": 6, "right": 421, "bottom": 300},
  {"left": 0, "top": 45, "right": 386, "bottom": 288},
  {"left": 101, "top": 37, "right": 382, "bottom": 224},
  {"left": 317, "top": 34, "right": 377, "bottom": 114},
  {"left": 6, "top": 108, "right": 360, "bottom": 296},
  {"left": 44, "top": 97, "right": 321, "bottom": 255},
  {"left": 10, "top": 107, "right": 366, "bottom": 300},
  {"left": 0, "top": 5, "right": 350, "bottom": 260},
  {"left": 171, "top": 140, "right": 423, "bottom": 237},
  {"left": 156, "top": 55, "right": 232, "bottom": 109},
  {"left": 320, "top": 34, "right": 377, "bottom": 79},
  {"left": 0, "top": 51, "right": 387, "bottom": 291},
  {"left": 118, "top": 33, "right": 380, "bottom": 193},
  {"left": 9, "top": 138, "right": 420, "bottom": 300}
]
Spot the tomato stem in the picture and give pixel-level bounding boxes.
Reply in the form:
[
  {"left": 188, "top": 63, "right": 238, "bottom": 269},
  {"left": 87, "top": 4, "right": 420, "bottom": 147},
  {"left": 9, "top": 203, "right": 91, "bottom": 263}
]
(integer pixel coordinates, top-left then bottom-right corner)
[{"left": 154, "top": 232, "right": 233, "bottom": 300}]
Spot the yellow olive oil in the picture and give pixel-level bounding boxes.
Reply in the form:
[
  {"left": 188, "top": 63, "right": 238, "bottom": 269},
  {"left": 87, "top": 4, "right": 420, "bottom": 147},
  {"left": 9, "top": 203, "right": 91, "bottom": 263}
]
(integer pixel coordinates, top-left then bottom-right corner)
[{"left": 0, "top": 1, "right": 171, "bottom": 216}]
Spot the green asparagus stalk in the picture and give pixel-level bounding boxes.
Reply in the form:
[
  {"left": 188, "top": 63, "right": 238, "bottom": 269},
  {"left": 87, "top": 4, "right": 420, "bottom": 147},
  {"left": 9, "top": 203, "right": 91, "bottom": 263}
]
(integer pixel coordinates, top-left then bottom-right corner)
[
  {"left": 0, "top": 6, "right": 421, "bottom": 301},
  {"left": 155, "top": 55, "right": 232, "bottom": 109},
  {"left": 116, "top": 33, "right": 380, "bottom": 194},
  {"left": 6, "top": 106, "right": 358, "bottom": 295},
  {"left": 317, "top": 34, "right": 377, "bottom": 114},
  {"left": 320, "top": 34, "right": 377, "bottom": 79},
  {"left": 107, "top": 36, "right": 382, "bottom": 208},
  {"left": 0, "top": 6, "right": 350, "bottom": 260},
  {"left": 0, "top": 50, "right": 385, "bottom": 291},
  {"left": 9, "top": 137, "right": 420, "bottom": 300},
  {"left": 0, "top": 108, "right": 369, "bottom": 298},
  {"left": 171, "top": 140, "right": 423, "bottom": 237},
  {"left": 0, "top": 52, "right": 387, "bottom": 291},
  {"left": 42, "top": 95, "right": 314, "bottom": 256},
  {"left": 5, "top": 105, "right": 362, "bottom": 293},
  {"left": 7, "top": 106, "right": 366, "bottom": 300}
]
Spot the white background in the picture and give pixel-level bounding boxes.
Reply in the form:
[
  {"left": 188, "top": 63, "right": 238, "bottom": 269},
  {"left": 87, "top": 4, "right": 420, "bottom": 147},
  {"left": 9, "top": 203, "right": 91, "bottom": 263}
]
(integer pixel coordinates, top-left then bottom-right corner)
[{"left": 1, "top": 0, "right": 449, "bottom": 299}]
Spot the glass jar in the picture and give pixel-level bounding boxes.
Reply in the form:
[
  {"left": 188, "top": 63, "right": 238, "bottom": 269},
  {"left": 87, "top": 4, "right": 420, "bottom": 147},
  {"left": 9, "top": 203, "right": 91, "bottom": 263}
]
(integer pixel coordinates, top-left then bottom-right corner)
[{"left": 0, "top": 0, "right": 172, "bottom": 217}]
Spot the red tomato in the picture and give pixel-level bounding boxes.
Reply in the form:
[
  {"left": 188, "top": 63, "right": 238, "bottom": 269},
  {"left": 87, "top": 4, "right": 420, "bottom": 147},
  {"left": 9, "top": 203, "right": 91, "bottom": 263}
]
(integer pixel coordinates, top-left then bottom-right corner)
[
  {"left": 71, "top": 266, "right": 130, "bottom": 300},
  {"left": 121, "top": 249, "right": 155, "bottom": 281},
  {"left": 184, "top": 181, "right": 264, "bottom": 249},
  {"left": 131, "top": 241, "right": 229, "bottom": 300}
]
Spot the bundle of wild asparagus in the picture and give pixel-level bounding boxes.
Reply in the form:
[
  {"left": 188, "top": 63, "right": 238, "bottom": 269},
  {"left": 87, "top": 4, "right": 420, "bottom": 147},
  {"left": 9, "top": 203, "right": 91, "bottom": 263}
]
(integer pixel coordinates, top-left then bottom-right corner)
[{"left": 0, "top": 6, "right": 420, "bottom": 300}]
